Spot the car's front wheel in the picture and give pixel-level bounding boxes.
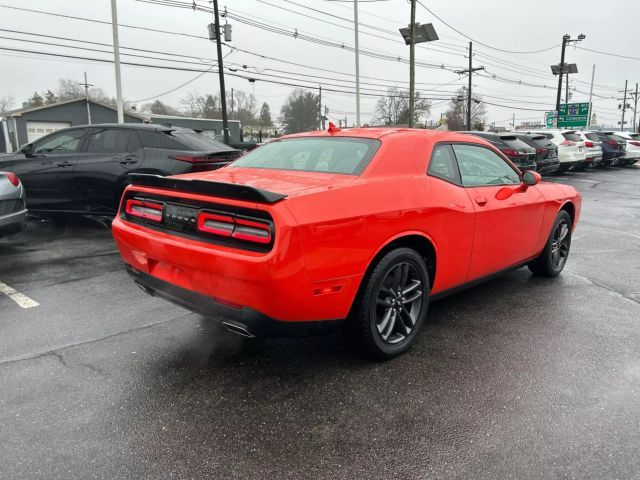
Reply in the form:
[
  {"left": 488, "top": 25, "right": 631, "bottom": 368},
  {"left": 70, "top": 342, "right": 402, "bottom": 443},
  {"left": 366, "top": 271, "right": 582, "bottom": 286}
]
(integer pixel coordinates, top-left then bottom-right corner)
[
  {"left": 528, "top": 210, "right": 572, "bottom": 277},
  {"left": 346, "top": 247, "right": 429, "bottom": 359}
]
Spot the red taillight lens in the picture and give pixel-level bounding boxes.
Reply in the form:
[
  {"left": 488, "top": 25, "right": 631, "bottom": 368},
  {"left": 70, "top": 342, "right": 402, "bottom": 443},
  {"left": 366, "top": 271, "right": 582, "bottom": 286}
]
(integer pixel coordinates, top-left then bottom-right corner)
[
  {"left": 607, "top": 140, "right": 618, "bottom": 145},
  {"left": 197, "top": 212, "right": 272, "bottom": 244},
  {"left": 560, "top": 140, "right": 575, "bottom": 146},
  {"left": 629, "top": 141, "right": 640, "bottom": 147},
  {"left": 173, "top": 155, "right": 215, "bottom": 163},
  {"left": 125, "top": 199, "right": 164, "bottom": 222},
  {"left": 502, "top": 148, "right": 523, "bottom": 157},
  {"left": 3, "top": 171, "right": 20, "bottom": 187},
  {"left": 535, "top": 147, "right": 546, "bottom": 154},
  {"left": 197, "top": 212, "right": 235, "bottom": 237},
  {"left": 232, "top": 217, "right": 272, "bottom": 244},
  {"left": 585, "top": 141, "right": 594, "bottom": 147}
]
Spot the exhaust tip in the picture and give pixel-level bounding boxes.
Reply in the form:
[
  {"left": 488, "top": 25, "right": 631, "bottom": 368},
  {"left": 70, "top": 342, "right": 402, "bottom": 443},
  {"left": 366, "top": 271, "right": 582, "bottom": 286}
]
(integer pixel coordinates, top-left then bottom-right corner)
[{"left": 221, "top": 321, "right": 256, "bottom": 338}]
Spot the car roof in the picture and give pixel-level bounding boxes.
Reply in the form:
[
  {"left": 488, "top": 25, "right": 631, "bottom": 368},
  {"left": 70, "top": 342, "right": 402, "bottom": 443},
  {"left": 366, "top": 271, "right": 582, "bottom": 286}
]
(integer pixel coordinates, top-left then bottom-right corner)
[
  {"left": 56, "top": 123, "right": 187, "bottom": 133},
  {"left": 278, "top": 127, "right": 488, "bottom": 143}
]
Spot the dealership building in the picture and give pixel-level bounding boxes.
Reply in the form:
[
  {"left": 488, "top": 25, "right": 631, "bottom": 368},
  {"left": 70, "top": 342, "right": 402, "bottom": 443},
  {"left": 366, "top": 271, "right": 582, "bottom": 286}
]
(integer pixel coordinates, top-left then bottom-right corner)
[{"left": 0, "top": 98, "right": 241, "bottom": 153}]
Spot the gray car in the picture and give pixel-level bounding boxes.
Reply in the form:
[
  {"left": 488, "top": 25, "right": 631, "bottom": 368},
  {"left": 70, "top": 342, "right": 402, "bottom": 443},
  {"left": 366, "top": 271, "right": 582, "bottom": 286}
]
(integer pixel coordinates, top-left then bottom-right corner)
[{"left": 0, "top": 171, "right": 28, "bottom": 238}]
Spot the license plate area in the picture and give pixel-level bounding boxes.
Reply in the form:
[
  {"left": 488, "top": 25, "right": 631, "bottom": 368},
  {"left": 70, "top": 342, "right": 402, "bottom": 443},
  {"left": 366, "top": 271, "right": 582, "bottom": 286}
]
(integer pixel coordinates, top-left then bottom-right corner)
[{"left": 163, "top": 203, "right": 200, "bottom": 233}]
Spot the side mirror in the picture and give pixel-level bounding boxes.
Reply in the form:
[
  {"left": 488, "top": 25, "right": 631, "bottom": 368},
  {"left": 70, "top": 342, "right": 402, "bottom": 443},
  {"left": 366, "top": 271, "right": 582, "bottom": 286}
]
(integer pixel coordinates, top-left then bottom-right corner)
[
  {"left": 20, "top": 144, "right": 34, "bottom": 157},
  {"left": 522, "top": 170, "right": 542, "bottom": 186}
]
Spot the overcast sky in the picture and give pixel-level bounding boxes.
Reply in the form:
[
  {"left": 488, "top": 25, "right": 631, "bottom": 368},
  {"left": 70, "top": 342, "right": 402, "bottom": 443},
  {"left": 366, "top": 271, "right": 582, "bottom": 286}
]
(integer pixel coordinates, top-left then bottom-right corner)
[{"left": 1, "top": 0, "right": 639, "bottom": 129}]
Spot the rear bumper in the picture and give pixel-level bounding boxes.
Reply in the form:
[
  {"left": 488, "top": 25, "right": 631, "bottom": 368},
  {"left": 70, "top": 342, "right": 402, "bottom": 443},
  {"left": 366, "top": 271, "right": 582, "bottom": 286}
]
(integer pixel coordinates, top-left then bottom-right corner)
[
  {"left": 127, "top": 266, "right": 343, "bottom": 337},
  {"left": 0, "top": 208, "right": 28, "bottom": 236},
  {"left": 112, "top": 216, "right": 362, "bottom": 323},
  {"left": 536, "top": 160, "right": 560, "bottom": 175}
]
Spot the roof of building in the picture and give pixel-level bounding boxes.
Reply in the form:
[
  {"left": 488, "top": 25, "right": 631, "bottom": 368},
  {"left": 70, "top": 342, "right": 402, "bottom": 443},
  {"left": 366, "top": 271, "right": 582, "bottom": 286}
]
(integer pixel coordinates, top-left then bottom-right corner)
[
  {"left": 4, "top": 98, "right": 146, "bottom": 120},
  {"left": 139, "top": 112, "right": 241, "bottom": 124}
]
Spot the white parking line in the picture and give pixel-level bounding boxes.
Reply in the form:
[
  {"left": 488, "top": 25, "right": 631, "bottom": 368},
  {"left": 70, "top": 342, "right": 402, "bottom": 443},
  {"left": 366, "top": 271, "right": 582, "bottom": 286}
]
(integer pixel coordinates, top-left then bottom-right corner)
[{"left": 0, "top": 281, "right": 39, "bottom": 309}]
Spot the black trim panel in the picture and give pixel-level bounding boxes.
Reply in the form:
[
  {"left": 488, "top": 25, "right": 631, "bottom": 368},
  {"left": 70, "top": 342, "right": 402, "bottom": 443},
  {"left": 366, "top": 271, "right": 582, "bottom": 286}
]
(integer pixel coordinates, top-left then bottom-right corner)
[
  {"left": 127, "top": 266, "right": 343, "bottom": 338},
  {"left": 430, "top": 259, "right": 533, "bottom": 301},
  {"left": 127, "top": 173, "right": 287, "bottom": 204}
]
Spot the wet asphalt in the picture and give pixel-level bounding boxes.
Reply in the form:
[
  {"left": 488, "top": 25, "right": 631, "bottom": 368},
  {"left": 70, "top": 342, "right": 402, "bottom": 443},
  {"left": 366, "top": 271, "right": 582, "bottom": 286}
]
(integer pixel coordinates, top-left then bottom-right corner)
[{"left": 1, "top": 166, "right": 640, "bottom": 480}]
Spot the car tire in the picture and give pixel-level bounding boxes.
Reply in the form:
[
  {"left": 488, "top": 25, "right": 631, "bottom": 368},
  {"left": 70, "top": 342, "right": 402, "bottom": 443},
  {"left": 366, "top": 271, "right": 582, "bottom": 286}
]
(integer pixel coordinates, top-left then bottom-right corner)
[
  {"left": 345, "top": 247, "right": 429, "bottom": 359},
  {"left": 528, "top": 210, "right": 572, "bottom": 277}
]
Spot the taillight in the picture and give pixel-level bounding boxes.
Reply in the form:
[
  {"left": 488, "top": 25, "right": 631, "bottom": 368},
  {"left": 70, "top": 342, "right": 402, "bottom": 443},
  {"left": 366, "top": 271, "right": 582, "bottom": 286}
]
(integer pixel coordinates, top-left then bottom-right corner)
[
  {"left": 502, "top": 148, "right": 524, "bottom": 157},
  {"left": 560, "top": 140, "right": 575, "bottom": 146},
  {"left": 585, "top": 141, "right": 594, "bottom": 148},
  {"left": 197, "top": 212, "right": 235, "bottom": 237},
  {"left": 125, "top": 199, "right": 164, "bottom": 222},
  {"left": 629, "top": 141, "right": 640, "bottom": 147},
  {"left": 3, "top": 171, "right": 20, "bottom": 187},
  {"left": 535, "top": 147, "right": 547, "bottom": 154},
  {"left": 173, "top": 155, "right": 218, "bottom": 163},
  {"left": 197, "top": 211, "right": 272, "bottom": 244},
  {"left": 606, "top": 140, "right": 618, "bottom": 145}
]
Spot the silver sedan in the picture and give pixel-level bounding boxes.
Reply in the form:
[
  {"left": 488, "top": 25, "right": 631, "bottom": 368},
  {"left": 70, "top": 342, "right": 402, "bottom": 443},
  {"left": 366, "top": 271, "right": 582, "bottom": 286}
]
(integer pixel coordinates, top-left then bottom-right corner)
[{"left": 0, "top": 171, "right": 28, "bottom": 238}]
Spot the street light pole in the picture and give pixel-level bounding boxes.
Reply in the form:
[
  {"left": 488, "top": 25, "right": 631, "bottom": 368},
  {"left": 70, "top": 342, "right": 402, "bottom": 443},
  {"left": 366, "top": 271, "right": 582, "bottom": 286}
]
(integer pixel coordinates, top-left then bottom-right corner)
[
  {"left": 212, "top": 0, "right": 229, "bottom": 145},
  {"left": 408, "top": 0, "right": 416, "bottom": 127},
  {"left": 555, "top": 35, "right": 568, "bottom": 114},
  {"left": 110, "top": 0, "right": 124, "bottom": 123},
  {"left": 353, "top": 0, "right": 360, "bottom": 127},
  {"left": 621, "top": 79, "right": 628, "bottom": 132},
  {"left": 587, "top": 64, "right": 595, "bottom": 128}
]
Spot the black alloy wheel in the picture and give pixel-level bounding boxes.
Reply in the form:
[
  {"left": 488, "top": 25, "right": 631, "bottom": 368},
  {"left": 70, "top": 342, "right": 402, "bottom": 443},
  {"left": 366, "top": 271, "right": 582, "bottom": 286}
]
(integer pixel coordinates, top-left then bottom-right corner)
[
  {"left": 528, "top": 210, "right": 572, "bottom": 277},
  {"left": 346, "top": 247, "right": 430, "bottom": 359}
]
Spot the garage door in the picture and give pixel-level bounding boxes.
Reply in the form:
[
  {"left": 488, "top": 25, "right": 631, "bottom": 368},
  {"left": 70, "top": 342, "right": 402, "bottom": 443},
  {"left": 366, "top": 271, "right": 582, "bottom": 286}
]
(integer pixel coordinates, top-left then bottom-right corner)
[{"left": 26, "top": 121, "right": 72, "bottom": 143}]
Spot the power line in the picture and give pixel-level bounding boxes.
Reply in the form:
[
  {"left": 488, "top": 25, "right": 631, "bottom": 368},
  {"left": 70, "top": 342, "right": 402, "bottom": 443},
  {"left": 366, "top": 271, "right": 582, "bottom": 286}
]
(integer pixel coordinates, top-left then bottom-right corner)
[
  {"left": 415, "top": 0, "right": 559, "bottom": 54},
  {"left": 576, "top": 46, "right": 640, "bottom": 62}
]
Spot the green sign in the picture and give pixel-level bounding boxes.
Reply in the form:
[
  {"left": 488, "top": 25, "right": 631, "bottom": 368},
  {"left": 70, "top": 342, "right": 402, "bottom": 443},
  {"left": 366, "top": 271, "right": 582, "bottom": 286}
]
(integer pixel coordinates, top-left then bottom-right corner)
[
  {"left": 545, "top": 111, "right": 557, "bottom": 128},
  {"left": 558, "top": 102, "right": 590, "bottom": 128}
]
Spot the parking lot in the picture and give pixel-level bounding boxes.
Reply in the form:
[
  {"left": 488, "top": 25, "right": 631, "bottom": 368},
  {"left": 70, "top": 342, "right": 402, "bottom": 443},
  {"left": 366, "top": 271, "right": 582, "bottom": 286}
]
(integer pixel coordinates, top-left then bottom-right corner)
[{"left": 1, "top": 166, "right": 639, "bottom": 479}]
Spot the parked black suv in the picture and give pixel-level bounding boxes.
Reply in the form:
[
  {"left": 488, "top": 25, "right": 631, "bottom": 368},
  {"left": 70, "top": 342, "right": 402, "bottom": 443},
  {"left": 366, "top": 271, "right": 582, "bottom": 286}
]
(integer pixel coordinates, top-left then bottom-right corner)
[
  {"left": 584, "top": 131, "right": 626, "bottom": 166},
  {"left": 0, "top": 124, "right": 240, "bottom": 214},
  {"left": 514, "top": 134, "right": 560, "bottom": 175},
  {"left": 462, "top": 132, "right": 537, "bottom": 171}
]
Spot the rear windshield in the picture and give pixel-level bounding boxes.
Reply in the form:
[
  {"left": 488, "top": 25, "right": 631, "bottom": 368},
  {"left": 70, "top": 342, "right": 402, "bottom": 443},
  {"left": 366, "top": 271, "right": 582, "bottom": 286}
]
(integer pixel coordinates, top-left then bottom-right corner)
[
  {"left": 562, "top": 132, "right": 582, "bottom": 142},
  {"left": 230, "top": 137, "right": 381, "bottom": 175},
  {"left": 629, "top": 133, "right": 640, "bottom": 140},
  {"left": 604, "top": 133, "right": 625, "bottom": 142},
  {"left": 502, "top": 138, "right": 532, "bottom": 150},
  {"left": 171, "top": 132, "right": 234, "bottom": 152},
  {"left": 585, "top": 133, "right": 601, "bottom": 141},
  {"left": 530, "top": 137, "right": 553, "bottom": 148}
]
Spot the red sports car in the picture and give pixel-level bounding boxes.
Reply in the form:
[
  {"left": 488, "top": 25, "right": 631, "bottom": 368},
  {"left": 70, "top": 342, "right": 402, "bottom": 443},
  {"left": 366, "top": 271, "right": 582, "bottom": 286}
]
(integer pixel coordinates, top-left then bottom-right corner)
[{"left": 112, "top": 127, "right": 581, "bottom": 358}]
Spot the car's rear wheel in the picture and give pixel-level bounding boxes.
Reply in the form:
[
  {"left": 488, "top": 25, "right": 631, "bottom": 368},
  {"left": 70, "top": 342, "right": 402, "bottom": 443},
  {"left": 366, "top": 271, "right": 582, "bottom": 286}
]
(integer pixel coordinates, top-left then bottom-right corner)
[
  {"left": 528, "top": 210, "right": 572, "bottom": 277},
  {"left": 346, "top": 247, "right": 429, "bottom": 359}
]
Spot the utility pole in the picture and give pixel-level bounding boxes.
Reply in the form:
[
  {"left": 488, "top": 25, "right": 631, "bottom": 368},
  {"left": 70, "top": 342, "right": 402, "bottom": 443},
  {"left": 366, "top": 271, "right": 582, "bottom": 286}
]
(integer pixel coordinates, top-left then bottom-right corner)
[
  {"left": 80, "top": 72, "right": 93, "bottom": 124},
  {"left": 110, "top": 0, "right": 124, "bottom": 123},
  {"left": 322, "top": 106, "right": 328, "bottom": 130},
  {"left": 408, "top": 0, "right": 416, "bottom": 127},
  {"left": 631, "top": 83, "right": 639, "bottom": 133},
  {"left": 554, "top": 34, "right": 585, "bottom": 114},
  {"left": 454, "top": 42, "right": 484, "bottom": 130},
  {"left": 512, "top": 113, "right": 516, "bottom": 130},
  {"left": 318, "top": 85, "right": 322, "bottom": 130},
  {"left": 587, "top": 64, "right": 595, "bottom": 128},
  {"left": 565, "top": 73, "right": 570, "bottom": 103},
  {"left": 620, "top": 79, "right": 628, "bottom": 132},
  {"left": 212, "top": 0, "right": 229, "bottom": 145},
  {"left": 353, "top": 0, "right": 361, "bottom": 127}
]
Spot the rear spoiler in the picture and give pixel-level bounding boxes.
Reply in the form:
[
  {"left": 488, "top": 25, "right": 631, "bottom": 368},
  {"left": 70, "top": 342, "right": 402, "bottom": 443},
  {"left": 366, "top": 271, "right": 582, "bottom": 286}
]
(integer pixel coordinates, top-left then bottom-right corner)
[{"left": 126, "top": 173, "right": 287, "bottom": 204}]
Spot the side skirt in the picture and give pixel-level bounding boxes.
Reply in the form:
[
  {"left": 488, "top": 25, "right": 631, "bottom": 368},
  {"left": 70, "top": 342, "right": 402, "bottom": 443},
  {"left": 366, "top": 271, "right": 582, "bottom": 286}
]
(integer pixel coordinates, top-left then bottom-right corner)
[{"left": 430, "top": 259, "right": 534, "bottom": 302}]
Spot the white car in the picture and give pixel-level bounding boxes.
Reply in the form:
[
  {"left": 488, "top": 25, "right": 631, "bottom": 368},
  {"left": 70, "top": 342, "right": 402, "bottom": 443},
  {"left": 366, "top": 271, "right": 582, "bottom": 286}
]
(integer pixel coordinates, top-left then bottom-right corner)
[
  {"left": 617, "top": 132, "right": 640, "bottom": 165},
  {"left": 574, "top": 131, "right": 604, "bottom": 167},
  {"left": 526, "top": 130, "right": 587, "bottom": 173}
]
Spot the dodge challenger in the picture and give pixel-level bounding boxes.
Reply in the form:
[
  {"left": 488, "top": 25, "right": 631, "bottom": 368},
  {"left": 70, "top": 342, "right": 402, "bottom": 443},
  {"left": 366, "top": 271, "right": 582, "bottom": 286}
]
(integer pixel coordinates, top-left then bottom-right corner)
[{"left": 112, "top": 126, "right": 581, "bottom": 359}]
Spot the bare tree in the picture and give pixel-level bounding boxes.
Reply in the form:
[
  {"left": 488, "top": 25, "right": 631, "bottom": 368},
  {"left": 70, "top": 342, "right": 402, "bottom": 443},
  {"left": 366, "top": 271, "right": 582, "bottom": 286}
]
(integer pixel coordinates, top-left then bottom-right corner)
[
  {"left": 444, "top": 87, "right": 487, "bottom": 131},
  {"left": 140, "top": 100, "right": 179, "bottom": 115},
  {"left": 373, "top": 87, "right": 431, "bottom": 126},
  {"left": 0, "top": 95, "right": 15, "bottom": 114}
]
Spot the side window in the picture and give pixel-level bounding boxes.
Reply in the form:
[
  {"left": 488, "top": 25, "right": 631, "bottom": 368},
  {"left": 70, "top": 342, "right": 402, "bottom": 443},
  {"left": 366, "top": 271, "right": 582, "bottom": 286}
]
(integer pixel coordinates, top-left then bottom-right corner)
[
  {"left": 32, "top": 129, "right": 86, "bottom": 154},
  {"left": 453, "top": 144, "right": 520, "bottom": 187},
  {"left": 428, "top": 144, "right": 460, "bottom": 184},
  {"left": 138, "top": 130, "right": 186, "bottom": 150},
  {"left": 85, "top": 129, "right": 132, "bottom": 154}
]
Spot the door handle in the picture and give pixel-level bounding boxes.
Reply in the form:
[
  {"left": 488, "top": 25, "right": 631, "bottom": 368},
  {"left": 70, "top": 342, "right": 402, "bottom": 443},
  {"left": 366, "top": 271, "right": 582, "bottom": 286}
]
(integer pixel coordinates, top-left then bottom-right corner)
[
  {"left": 120, "top": 159, "right": 138, "bottom": 165},
  {"left": 56, "top": 161, "right": 73, "bottom": 168},
  {"left": 474, "top": 196, "right": 487, "bottom": 206}
]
